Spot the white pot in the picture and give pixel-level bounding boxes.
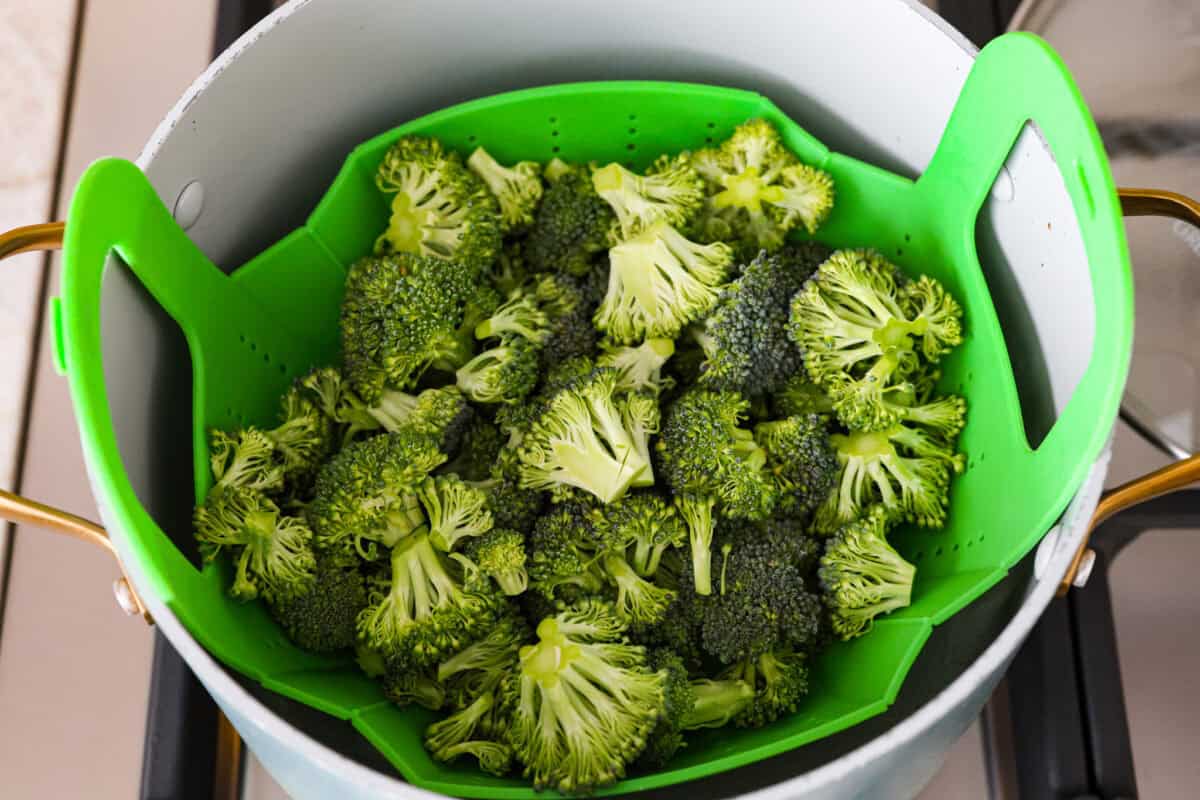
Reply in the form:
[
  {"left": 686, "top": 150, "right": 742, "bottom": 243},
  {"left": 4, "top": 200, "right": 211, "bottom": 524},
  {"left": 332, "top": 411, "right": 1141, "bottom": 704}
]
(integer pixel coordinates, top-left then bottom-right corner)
[{"left": 78, "top": 0, "right": 1121, "bottom": 797}]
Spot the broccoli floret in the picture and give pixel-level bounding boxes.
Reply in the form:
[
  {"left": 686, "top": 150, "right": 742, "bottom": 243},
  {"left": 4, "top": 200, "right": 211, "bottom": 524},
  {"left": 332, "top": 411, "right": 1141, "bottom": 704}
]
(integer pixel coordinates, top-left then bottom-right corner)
[
  {"left": 425, "top": 692, "right": 515, "bottom": 777},
  {"left": 631, "top": 550, "right": 705, "bottom": 670},
  {"left": 338, "top": 385, "right": 473, "bottom": 453},
  {"left": 267, "top": 554, "right": 367, "bottom": 652},
  {"left": 488, "top": 238, "right": 529, "bottom": 296},
  {"left": 689, "top": 119, "right": 834, "bottom": 255},
  {"left": 756, "top": 415, "right": 839, "bottom": 516},
  {"left": 266, "top": 389, "right": 335, "bottom": 490},
  {"left": 419, "top": 475, "right": 494, "bottom": 552},
  {"left": 533, "top": 273, "right": 600, "bottom": 369},
  {"left": 657, "top": 388, "right": 778, "bottom": 521},
  {"left": 526, "top": 505, "right": 606, "bottom": 602},
  {"left": 695, "top": 249, "right": 808, "bottom": 395},
  {"left": 466, "top": 146, "right": 544, "bottom": 233},
  {"left": 474, "top": 288, "right": 550, "bottom": 344},
  {"left": 772, "top": 374, "right": 835, "bottom": 419},
  {"left": 788, "top": 249, "right": 963, "bottom": 431},
  {"left": 207, "top": 428, "right": 285, "bottom": 494},
  {"left": 814, "top": 417, "right": 964, "bottom": 534},
  {"left": 193, "top": 486, "right": 316, "bottom": 603},
  {"left": 590, "top": 492, "right": 686, "bottom": 578},
  {"left": 437, "top": 611, "right": 529, "bottom": 706},
  {"left": 357, "top": 527, "right": 502, "bottom": 670},
  {"left": 439, "top": 418, "right": 504, "bottom": 482},
  {"left": 699, "top": 522, "right": 824, "bottom": 665},
  {"left": 526, "top": 162, "right": 615, "bottom": 276},
  {"left": 597, "top": 338, "right": 676, "bottom": 396},
  {"left": 502, "top": 600, "right": 666, "bottom": 793},
  {"left": 591, "top": 156, "right": 704, "bottom": 239},
  {"left": 307, "top": 431, "right": 447, "bottom": 561},
  {"left": 460, "top": 528, "right": 529, "bottom": 595},
  {"left": 600, "top": 550, "right": 676, "bottom": 629},
  {"left": 469, "top": 451, "right": 546, "bottom": 533},
  {"left": 673, "top": 493, "right": 718, "bottom": 597},
  {"left": 374, "top": 135, "right": 501, "bottom": 270},
  {"left": 516, "top": 367, "right": 653, "bottom": 503},
  {"left": 722, "top": 648, "right": 810, "bottom": 728},
  {"left": 638, "top": 649, "right": 756, "bottom": 768},
  {"left": 340, "top": 253, "right": 476, "bottom": 401},
  {"left": 381, "top": 666, "right": 447, "bottom": 710},
  {"left": 595, "top": 221, "right": 733, "bottom": 344},
  {"left": 819, "top": 506, "right": 915, "bottom": 640},
  {"left": 455, "top": 338, "right": 540, "bottom": 404},
  {"left": 620, "top": 391, "right": 660, "bottom": 488}
]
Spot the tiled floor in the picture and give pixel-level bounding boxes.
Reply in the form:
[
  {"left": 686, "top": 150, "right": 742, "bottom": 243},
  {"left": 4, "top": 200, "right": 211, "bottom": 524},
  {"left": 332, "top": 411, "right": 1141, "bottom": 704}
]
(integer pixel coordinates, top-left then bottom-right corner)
[{"left": 2, "top": 2, "right": 1199, "bottom": 799}]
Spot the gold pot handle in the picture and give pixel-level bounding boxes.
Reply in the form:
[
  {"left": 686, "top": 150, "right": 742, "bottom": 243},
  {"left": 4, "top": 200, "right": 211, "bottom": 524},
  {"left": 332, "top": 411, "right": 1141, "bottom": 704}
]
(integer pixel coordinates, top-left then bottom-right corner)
[
  {"left": 1056, "top": 187, "right": 1200, "bottom": 595},
  {"left": 0, "top": 221, "right": 150, "bottom": 622}
]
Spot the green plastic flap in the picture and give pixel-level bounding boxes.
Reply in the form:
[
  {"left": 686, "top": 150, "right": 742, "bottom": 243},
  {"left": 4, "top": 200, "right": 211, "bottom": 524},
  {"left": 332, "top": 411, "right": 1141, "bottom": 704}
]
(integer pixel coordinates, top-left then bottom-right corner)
[{"left": 58, "top": 31, "right": 1130, "bottom": 799}]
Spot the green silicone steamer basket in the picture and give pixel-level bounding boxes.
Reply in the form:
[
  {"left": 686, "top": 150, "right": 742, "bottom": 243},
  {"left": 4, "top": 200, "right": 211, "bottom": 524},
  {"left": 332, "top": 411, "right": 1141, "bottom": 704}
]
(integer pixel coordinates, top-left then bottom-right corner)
[{"left": 46, "top": 32, "right": 1130, "bottom": 798}]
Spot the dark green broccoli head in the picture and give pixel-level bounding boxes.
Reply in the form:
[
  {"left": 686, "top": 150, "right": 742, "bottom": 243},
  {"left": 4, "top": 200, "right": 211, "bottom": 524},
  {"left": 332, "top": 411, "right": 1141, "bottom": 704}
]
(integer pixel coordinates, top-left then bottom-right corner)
[
  {"left": 695, "top": 248, "right": 809, "bottom": 395},
  {"left": 267, "top": 554, "right": 367, "bottom": 653},
  {"left": 456, "top": 338, "right": 540, "bottom": 405},
  {"left": 819, "top": 505, "right": 915, "bottom": 640},
  {"left": 590, "top": 492, "right": 686, "bottom": 578},
  {"left": 525, "top": 162, "right": 615, "bottom": 276},
  {"left": 657, "top": 388, "right": 778, "bottom": 521},
  {"left": 630, "top": 548, "right": 705, "bottom": 671},
  {"left": 373, "top": 135, "right": 501, "bottom": 271},
  {"left": 532, "top": 273, "right": 601, "bottom": 370},
  {"left": 502, "top": 599, "right": 665, "bottom": 793},
  {"left": 381, "top": 665, "right": 446, "bottom": 711},
  {"left": 699, "top": 522, "right": 824, "bottom": 665},
  {"left": 723, "top": 648, "right": 810, "bottom": 728},
  {"left": 307, "top": 430, "right": 446, "bottom": 560},
  {"left": 636, "top": 648, "right": 695, "bottom": 769},
  {"left": 756, "top": 414, "right": 839, "bottom": 516},
  {"left": 193, "top": 486, "right": 316, "bottom": 604},
  {"left": 461, "top": 527, "right": 529, "bottom": 596},
  {"left": 440, "top": 417, "right": 504, "bottom": 482},
  {"left": 340, "top": 252, "right": 476, "bottom": 401},
  {"left": 488, "top": 238, "right": 528, "bottom": 297},
  {"left": 526, "top": 504, "right": 606, "bottom": 602}
]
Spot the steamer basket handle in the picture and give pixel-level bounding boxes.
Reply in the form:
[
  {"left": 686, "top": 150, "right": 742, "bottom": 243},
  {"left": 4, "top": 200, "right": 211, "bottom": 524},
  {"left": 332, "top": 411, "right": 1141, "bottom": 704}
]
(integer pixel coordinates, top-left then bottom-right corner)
[
  {"left": 0, "top": 221, "right": 151, "bottom": 622},
  {"left": 1058, "top": 188, "right": 1200, "bottom": 595}
]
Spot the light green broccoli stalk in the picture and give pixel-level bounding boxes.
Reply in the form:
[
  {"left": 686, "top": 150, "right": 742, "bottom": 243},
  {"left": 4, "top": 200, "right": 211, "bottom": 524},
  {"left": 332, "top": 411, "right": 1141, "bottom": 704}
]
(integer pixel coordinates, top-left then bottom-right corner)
[{"left": 591, "top": 155, "right": 704, "bottom": 239}]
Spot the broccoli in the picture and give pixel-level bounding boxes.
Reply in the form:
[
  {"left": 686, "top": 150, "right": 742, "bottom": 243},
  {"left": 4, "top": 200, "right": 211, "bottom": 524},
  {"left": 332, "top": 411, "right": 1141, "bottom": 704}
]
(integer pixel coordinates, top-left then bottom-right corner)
[
  {"left": 620, "top": 391, "right": 661, "bottom": 488},
  {"left": 533, "top": 273, "right": 600, "bottom": 369},
  {"left": 373, "top": 135, "right": 501, "bottom": 270},
  {"left": 698, "top": 521, "right": 824, "bottom": 665},
  {"left": 516, "top": 367, "right": 653, "bottom": 503},
  {"left": 419, "top": 475, "right": 495, "bottom": 552},
  {"left": 193, "top": 486, "right": 316, "bottom": 603},
  {"left": 207, "top": 428, "right": 285, "bottom": 495},
  {"left": 266, "top": 389, "right": 335, "bottom": 488},
  {"left": 657, "top": 388, "right": 778, "bottom": 521},
  {"left": 466, "top": 146, "right": 544, "bottom": 233},
  {"left": 630, "top": 549, "right": 706, "bottom": 670},
  {"left": 469, "top": 450, "right": 546, "bottom": 533},
  {"left": 597, "top": 338, "right": 676, "bottom": 395},
  {"left": 526, "top": 504, "right": 606, "bottom": 602},
  {"left": 721, "top": 648, "right": 810, "bottom": 728},
  {"left": 600, "top": 549, "right": 676, "bottom": 629},
  {"left": 595, "top": 221, "right": 733, "bottom": 344},
  {"left": 340, "top": 253, "right": 476, "bottom": 401},
  {"left": 502, "top": 600, "right": 666, "bottom": 793},
  {"left": 474, "top": 288, "right": 550, "bottom": 344},
  {"left": 425, "top": 693, "right": 515, "bottom": 776},
  {"left": 689, "top": 119, "right": 834, "bottom": 255},
  {"left": 267, "top": 554, "right": 367, "bottom": 652},
  {"left": 673, "top": 493, "right": 718, "bottom": 596},
  {"left": 788, "top": 249, "right": 963, "bottom": 431},
  {"left": 756, "top": 415, "right": 839, "bottom": 515},
  {"left": 591, "top": 156, "right": 704, "bottom": 239},
  {"left": 638, "top": 649, "right": 756, "bottom": 768},
  {"left": 525, "top": 161, "right": 615, "bottom": 276},
  {"left": 460, "top": 528, "right": 529, "bottom": 595},
  {"left": 814, "top": 417, "right": 964, "bottom": 534},
  {"left": 307, "top": 431, "right": 447, "bottom": 561},
  {"left": 819, "top": 505, "right": 916, "bottom": 640},
  {"left": 590, "top": 492, "right": 686, "bottom": 578},
  {"left": 337, "top": 385, "right": 473, "bottom": 453},
  {"left": 772, "top": 374, "right": 835, "bottom": 419},
  {"left": 455, "top": 338, "right": 540, "bottom": 404},
  {"left": 439, "top": 418, "right": 504, "bottom": 482},
  {"left": 695, "top": 248, "right": 809, "bottom": 395},
  {"left": 489, "top": 238, "right": 529, "bottom": 296},
  {"left": 356, "top": 527, "right": 502, "bottom": 670},
  {"left": 381, "top": 667, "right": 447, "bottom": 711}
]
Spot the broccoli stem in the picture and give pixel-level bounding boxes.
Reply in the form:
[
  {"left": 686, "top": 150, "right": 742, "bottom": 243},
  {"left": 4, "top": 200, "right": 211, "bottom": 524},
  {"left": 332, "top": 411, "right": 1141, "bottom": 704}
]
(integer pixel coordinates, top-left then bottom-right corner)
[
  {"left": 630, "top": 538, "right": 668, "bottom": 578},
  {"left": 683, "top": 679, "right": 755, "bottom": 729}
]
